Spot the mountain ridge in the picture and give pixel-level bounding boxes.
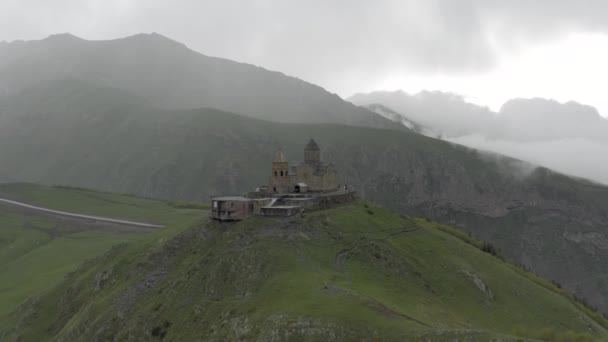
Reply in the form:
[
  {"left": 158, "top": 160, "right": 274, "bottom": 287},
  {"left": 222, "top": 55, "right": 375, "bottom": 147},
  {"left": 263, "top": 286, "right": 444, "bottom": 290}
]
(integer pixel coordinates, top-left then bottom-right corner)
[{"left": 0, "top": 33, "right": 399, "bottom": 129}]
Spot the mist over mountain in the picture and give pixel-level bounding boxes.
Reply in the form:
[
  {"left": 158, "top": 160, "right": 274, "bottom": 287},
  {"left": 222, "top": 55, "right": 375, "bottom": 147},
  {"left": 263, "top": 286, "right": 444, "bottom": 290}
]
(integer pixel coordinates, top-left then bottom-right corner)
[
  {"left": 361, "top": 103, "right": 431, "bottom": 136},
  {"left": 0, "top": 33, "right": 396, "bottom": 129},
  {"left": 350, "top": 90, "right": 608, "bottom": 184}
]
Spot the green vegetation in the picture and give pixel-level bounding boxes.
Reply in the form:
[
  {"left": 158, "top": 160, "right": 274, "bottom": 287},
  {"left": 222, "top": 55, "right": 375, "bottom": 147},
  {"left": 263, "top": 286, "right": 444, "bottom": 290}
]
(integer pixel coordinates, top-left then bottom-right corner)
[
  {"left": 166, "top": 200, "right": 210, "bottom": 210},
  {"left": 0, "top": 183, "right": 204, "bottom": 322},
  {"left": 0, "top": 183, "right": 198, "bottom": 225},
  {"left": 3, "top": 198, "right": 606, "bottom": 341}
]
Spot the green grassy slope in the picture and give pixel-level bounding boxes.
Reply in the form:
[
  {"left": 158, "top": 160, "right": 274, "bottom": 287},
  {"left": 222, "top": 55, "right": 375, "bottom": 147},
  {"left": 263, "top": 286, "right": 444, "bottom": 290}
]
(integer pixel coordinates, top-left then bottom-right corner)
[
  {"left": 0, "top": 184, "right": 204, "bottom": 321},
  {"left": 2, "top": 80, "right": 608, "bottom": 316},
  {"left": 0, "top": 183, "right": 205, "bottom": 225},
  {"left": 3, "top": 201, "right": 607, "bottom": 341}
]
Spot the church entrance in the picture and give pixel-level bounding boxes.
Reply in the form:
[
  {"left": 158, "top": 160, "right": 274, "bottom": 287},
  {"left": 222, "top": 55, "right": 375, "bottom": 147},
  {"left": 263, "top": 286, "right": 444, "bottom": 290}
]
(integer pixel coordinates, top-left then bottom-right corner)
[{"left": 294, "top": 183, "right": 308, "bottom": 193}]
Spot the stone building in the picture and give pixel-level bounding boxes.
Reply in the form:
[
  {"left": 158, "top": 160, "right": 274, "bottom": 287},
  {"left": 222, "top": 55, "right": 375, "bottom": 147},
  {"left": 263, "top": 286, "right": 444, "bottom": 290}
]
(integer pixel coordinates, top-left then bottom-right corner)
[
  {"left": 210, "top": 196, "right": 272, "bottom": 221},
  {"left": 268, "top": 139, "right": 337, "bottom": 194},
  {"left": 211, "top": 138, "right": 352, "bottom": 222}
]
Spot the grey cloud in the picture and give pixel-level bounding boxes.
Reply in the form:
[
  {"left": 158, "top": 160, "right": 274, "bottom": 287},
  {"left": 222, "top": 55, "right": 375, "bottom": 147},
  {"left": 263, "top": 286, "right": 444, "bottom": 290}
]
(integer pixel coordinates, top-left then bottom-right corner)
[
  {"left": 480, "top": 1, "right": 608, "bottom": 38},
  {"left": 448, "top": 135, "right": 608, "bottom": 185},
  {"left": 2, "top": 0, "right": 608, "bottom": 95}
]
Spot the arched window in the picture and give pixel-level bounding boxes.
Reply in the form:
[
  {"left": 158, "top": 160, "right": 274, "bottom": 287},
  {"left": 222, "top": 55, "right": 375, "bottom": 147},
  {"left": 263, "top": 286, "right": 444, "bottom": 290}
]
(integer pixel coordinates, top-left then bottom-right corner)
[{"left": 280, "top": 170, "right": 284, "bottom": 176}]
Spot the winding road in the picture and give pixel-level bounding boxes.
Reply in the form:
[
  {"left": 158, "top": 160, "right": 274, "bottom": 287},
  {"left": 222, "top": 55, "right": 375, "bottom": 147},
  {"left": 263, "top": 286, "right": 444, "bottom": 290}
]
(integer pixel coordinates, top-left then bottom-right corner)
[{"left": 0, "top": 198, "right": 164, "bottom": 228}]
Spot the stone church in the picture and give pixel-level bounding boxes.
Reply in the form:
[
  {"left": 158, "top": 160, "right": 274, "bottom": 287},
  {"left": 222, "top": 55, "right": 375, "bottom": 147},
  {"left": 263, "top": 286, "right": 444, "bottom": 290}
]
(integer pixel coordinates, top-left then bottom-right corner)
[{"left": 268, "top": 139, "right": 337, "bottom": 193}]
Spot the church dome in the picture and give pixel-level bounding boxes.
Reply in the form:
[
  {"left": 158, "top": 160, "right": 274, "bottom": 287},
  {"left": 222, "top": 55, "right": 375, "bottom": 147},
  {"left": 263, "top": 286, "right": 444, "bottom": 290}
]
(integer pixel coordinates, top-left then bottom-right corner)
[{"left": 305, "top": 138, "right": 320, "bottom": 151}]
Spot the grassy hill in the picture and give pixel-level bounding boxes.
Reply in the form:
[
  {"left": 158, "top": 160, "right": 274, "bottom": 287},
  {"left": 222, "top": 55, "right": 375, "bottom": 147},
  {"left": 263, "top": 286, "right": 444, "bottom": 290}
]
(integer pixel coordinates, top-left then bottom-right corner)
[
  {"left": 2, "top": 80, "right": 608, "bottom": 317},
  {"left": 0, "top": 183, "right": 204, "bottom": 320},
  {"left": 2, "top": 199, "right": 607, "bottom": 341}
]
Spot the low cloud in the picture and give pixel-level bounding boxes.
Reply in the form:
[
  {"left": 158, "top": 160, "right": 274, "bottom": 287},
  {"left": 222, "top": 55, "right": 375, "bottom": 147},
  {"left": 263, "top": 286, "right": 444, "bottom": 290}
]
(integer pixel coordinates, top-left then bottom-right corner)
[
  {"left": 448, "top": 135, "right": 608, "bottom": 185},
  {"left": 353, "top": 91, "right": 608, "bottom": 185}
]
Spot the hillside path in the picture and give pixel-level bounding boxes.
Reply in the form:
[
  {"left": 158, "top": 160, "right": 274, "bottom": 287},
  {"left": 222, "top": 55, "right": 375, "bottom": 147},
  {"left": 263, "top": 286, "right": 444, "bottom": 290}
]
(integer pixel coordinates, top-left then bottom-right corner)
[{"left": 0, "top": 197, "right": 164, "bottom": 228}]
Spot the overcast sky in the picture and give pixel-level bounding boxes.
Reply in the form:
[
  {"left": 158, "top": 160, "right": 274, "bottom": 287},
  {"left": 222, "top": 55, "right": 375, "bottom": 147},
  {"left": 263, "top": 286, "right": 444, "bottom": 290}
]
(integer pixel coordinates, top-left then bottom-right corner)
[{"left": 2, "top": 0, "right": 608, "bottom": 115}]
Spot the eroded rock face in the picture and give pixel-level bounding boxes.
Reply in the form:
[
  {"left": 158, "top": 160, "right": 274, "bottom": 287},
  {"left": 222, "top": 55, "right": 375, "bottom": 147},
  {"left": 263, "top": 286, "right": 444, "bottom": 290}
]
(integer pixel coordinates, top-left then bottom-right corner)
[
  {"left": 564, "top": 232, "right": 608, "bottom": 251},
  {"left": 94, "top": 269, "right": 113, "bottom": 291}
]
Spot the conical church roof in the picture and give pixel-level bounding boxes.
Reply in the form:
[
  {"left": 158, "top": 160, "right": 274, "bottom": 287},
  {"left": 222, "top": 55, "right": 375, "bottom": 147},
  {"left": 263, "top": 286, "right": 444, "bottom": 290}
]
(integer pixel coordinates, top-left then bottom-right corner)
[
  {"left": 273, "top": 149, "right": 287, "bottom": 162},
  {"left": 305, "top": 138, "right": 320, "bottom": 151}
]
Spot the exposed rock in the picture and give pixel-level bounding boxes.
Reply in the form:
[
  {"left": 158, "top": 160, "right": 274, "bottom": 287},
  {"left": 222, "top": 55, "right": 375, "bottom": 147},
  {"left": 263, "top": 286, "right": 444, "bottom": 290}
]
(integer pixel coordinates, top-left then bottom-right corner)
[
  {"left": 564, "top": 231, "right": 608, "bottom": 250},
  {"left": 94, "top": 268, "right": 113, "bottom": 291},
  {"left": 461, "top": 270, "right": 494, "bottom": 301}
]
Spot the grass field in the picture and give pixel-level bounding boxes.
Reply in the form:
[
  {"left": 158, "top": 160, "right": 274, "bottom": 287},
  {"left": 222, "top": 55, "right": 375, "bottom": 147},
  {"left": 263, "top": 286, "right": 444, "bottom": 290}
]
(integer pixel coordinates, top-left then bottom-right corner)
[
  {"left": 0, "top": 183, "right": 205, "bottom": 320},
  {"left": 0, "top": 183, "right": 207, "bottom": 225},
  {"left": 3, "top": 197, "right": 606, "bottom": 341}
]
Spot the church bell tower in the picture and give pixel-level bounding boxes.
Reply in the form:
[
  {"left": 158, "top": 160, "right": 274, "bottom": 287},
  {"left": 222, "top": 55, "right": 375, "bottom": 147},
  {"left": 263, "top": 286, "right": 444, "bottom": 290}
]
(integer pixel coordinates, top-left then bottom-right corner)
[{"left": 270, "top": 148, "right": 289, "bottom": 193}]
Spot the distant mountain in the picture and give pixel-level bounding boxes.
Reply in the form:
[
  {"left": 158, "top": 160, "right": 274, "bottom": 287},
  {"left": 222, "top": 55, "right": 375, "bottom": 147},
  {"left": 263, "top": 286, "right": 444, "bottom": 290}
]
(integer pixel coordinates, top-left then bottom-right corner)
[
  {"left": 349, "top": 90, "right": 608, "bottom": 142},
  {"left": 2, "top": 80, "right": 608, "bottom": 315},
  {"left": 349, "top": 90, "right": 497, "bottom": 138},
  {"left": 349, "top": 90, "right": 608, "bottom": 185},
  {"left": 0, "top": 33, "right": 397, "bottom": 129},
  {"left": 3, "top": 191, "right": 607, "bottom": 340},
  {"left": 497, "top": 98, "right": 608, "bottom": 142}
]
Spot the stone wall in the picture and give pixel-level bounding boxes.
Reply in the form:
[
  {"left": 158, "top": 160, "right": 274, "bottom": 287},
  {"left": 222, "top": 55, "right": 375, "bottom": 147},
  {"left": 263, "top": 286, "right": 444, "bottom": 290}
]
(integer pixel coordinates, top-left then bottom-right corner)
[
  {"left": 316, "top": 191, "right": 357, "bottom": 210},
  {"left": 293, "top": 163, "right": 337, "bottom": 192}
]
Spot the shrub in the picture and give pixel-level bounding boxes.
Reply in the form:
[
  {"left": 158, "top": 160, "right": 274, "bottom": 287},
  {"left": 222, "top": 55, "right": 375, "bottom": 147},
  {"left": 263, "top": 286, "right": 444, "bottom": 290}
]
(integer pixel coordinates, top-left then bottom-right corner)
[
  {"left": 167, "top": 200, "right": 209, "bottom": 210},
  {"left": 481, "top": 242, "right": 498, "bottom": 256}
]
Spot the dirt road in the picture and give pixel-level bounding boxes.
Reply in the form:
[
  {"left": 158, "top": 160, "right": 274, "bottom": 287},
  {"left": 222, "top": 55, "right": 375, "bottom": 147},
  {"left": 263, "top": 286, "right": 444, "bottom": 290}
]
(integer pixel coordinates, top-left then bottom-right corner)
[{"left": 0, "top": 198, "right": 164, "bottom": 228}]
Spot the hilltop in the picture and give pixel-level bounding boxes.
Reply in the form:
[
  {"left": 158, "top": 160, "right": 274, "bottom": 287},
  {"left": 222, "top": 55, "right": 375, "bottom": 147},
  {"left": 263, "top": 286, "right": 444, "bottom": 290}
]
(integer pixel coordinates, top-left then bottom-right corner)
[{"left": 2, "top": 198, "right": 606, "bottom": 341}]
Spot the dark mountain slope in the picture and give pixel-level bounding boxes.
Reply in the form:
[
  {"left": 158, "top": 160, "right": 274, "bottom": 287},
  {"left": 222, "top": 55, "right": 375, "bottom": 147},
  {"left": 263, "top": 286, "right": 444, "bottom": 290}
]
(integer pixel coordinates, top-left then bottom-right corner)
[
  {"left": 2, "top": 81, "right": 608, "bottom": 315},
  {"left": 3, "top": 201, "right": 607, "bottom": 341},
  {"left": 0, "top": 33, "right": 396, "bottom": 129}
]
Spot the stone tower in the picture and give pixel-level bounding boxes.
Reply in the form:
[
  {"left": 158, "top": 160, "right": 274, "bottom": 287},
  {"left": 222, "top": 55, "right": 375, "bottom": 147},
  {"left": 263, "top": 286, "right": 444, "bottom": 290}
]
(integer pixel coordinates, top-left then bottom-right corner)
[
  {"left": 304, "top": 138, "right": 321, "bottom": 164},
  {"left": 269, "top": 149, "right": 289, "bottom": 193}
]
